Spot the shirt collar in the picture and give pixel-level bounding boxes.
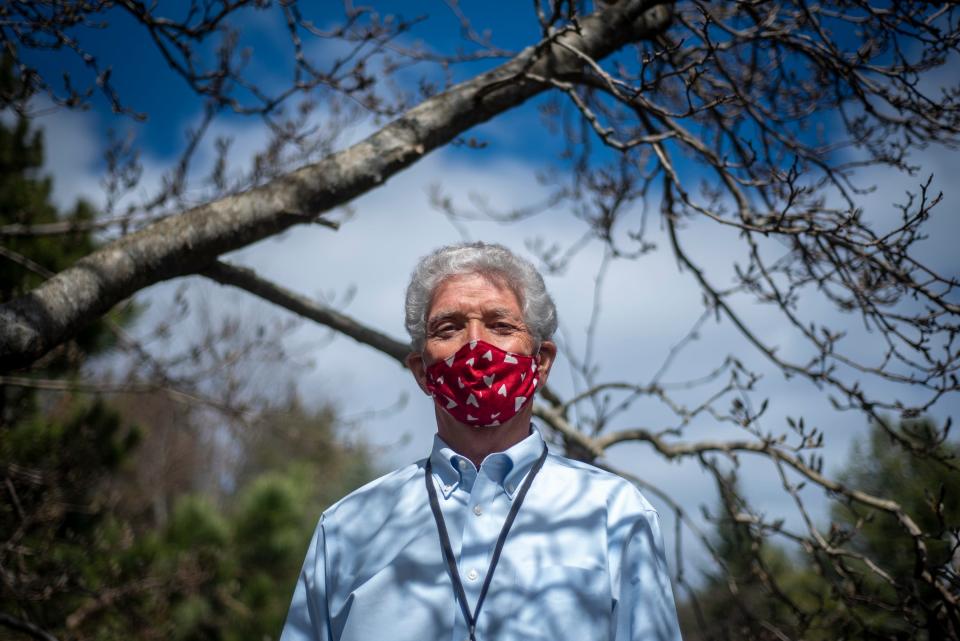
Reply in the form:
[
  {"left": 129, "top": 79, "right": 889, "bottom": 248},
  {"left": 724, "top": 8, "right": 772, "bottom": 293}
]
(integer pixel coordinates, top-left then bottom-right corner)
[{"left": 428, "top": 425, "right": 546, "bottom": 500}]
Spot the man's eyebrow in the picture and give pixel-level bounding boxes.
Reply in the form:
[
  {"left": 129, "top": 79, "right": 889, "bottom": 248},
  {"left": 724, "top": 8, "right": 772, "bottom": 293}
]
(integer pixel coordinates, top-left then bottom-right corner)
[
  {"left": 484, "top": 307, "right": 520, "bottom": 320},
  {"left": 426, "top": 311, "right": 462, "bottom": 327},
  {"left": 426, "top": 308, "right": 521, "bottom": 326}
]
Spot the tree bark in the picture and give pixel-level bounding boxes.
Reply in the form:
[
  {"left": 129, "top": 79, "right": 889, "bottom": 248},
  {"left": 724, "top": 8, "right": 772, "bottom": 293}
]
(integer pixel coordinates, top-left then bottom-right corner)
[{"left": 0, "top": 0, "right": 671, "bottom": 371}]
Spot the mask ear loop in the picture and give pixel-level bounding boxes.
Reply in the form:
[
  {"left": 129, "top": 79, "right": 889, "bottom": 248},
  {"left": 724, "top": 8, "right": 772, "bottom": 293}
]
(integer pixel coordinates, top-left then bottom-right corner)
[{"left": 533, "top": 343, "right": 544, "bottom": 379}]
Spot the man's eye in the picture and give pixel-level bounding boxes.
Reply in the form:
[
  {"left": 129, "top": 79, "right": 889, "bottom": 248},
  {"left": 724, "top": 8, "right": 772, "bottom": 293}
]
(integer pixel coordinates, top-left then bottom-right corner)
[{"left": 433, "top": 324, "right": 458, "bottom": 336}]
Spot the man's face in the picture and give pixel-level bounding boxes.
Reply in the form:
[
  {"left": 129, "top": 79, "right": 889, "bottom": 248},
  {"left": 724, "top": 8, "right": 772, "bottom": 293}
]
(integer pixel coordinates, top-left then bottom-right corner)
[
  {"left": 407, "top": 273, "right": 556, "bottom": 395},
  {"left": 425, "top": 273, "right": 534, "bottom": 359}
]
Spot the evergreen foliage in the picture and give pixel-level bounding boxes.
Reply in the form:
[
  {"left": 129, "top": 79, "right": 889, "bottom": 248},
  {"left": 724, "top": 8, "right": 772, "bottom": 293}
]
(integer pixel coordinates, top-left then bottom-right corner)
[
  {"left": 680, "top": 419, "right": 959, "bottom": 641},
  {"left": 0, "top": 56, "right": 119, "bottom": 374},
  {"left": 829, "top": 418, "right": 960, "bottom": 640}
]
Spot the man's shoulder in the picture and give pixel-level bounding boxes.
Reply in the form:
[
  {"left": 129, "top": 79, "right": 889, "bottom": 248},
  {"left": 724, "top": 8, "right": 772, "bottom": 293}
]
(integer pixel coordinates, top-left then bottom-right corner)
[
  {"left": 321, "top": 459, "right": 427, "bottom": 526},
  {"left": 544, "top": 451, "right": 659, "bottom": 514}
]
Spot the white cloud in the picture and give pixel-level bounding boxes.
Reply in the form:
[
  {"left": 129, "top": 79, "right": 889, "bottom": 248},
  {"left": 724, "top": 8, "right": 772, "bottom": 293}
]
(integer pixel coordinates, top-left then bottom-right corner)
[{"left": 33, "top": 103, "right": 102, "bottom": 211}]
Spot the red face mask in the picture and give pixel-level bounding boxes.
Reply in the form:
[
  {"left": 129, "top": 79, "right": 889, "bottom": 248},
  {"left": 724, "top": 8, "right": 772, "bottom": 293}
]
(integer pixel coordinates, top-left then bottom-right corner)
[{"left": 424, "top": 339, "right": 540, "bottom": 428}]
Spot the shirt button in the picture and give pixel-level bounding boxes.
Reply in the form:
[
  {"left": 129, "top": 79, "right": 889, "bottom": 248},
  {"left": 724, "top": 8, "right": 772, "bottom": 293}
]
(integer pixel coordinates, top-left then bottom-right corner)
[
  {"left": 473, "top": 504, "right": 483, "bottom": 516},
  {"left": 506, "top": 483, "right": 515, "bottom": 493},
  {"left": 458, "top": 460, "right": 469, "bottom": 471},
  {"left": 467, "top": 568, "right": 479, "bottom": 581}
]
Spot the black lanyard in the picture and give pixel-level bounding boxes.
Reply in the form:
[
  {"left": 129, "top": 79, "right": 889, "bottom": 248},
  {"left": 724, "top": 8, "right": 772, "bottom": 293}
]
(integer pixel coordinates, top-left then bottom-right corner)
[{"left": 424, "top": 445, "right": 548, "bottom": 641}]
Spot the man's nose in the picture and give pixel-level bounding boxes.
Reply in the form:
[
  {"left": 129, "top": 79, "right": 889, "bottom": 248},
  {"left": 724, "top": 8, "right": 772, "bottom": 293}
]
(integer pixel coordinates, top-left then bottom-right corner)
[{"left": 465, "top": 320, "right": 487, "bottom": 343}]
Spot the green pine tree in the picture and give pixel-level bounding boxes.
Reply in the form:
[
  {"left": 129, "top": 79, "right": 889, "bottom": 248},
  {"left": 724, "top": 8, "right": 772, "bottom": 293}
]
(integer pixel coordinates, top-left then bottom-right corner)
[
  {"left": 120, "top": 398, "right": 375, "bottom": 641},
  {"left": 679, "top": 471, "right": 815, "bottom": 641},
  {"left": 829, "top": 417, "right": 960, "bottom": 640},
  {"left": 681, "top": 419, "right": 959, "bottom": 641},
  {"left": 0, "top": 54, "right": 129, "bottom": 422},
  {"left": 0, "top": 53, "right": 148, "bottom": 640}
]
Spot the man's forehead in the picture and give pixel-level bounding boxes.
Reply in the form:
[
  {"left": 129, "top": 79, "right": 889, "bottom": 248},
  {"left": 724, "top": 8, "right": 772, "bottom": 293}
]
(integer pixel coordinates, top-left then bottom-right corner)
[{"left": 427, "top": 274, "right": 523, "bottom": 317}]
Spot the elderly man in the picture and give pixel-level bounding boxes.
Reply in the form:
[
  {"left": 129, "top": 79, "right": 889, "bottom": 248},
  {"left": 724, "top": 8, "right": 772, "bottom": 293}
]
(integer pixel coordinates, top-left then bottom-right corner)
[{"left": 280, "top": 242, "right": 683, "bottom": 641}]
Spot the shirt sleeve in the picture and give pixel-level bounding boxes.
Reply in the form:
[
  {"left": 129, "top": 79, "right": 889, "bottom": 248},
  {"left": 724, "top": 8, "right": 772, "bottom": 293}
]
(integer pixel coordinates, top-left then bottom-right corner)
[
  {"left": 280, "top": 515, "right": 333, "bottom": 641},
  {"left": 612, "top": 499, "right": 684, "bottom": 641}
]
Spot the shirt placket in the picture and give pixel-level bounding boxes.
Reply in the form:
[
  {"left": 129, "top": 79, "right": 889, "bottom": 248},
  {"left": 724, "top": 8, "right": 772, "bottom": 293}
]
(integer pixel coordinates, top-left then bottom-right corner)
[{"left": 454, "top": 462, "right": 510, "bottom": 641}]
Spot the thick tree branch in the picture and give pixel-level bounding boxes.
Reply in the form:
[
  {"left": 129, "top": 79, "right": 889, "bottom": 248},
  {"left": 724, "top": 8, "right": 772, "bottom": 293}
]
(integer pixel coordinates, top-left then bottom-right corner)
[
  {"left": 202, "top": 260, "right": 411, "bottom": 365},
  {"left": 0, "top": 0, "right": 671, "bottom": 372}
]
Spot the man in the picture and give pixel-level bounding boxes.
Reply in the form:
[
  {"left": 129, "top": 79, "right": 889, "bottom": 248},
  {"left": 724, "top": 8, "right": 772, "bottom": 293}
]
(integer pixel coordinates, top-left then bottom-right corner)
[{"left": 280, "top": 242, "right": 683, "bottom": 641}]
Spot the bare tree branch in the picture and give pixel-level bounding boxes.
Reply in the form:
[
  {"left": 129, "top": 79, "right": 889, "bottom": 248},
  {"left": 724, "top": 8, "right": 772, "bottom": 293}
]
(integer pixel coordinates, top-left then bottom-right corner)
[
  {"left": 0, "top": 612, "right": 61, "bottom": 641},
  {"left": 202, "top": 260, "right": 411, "bottom": 364},
  {"left": 0, "top": 0, "right": 672, "bottom": 372}
]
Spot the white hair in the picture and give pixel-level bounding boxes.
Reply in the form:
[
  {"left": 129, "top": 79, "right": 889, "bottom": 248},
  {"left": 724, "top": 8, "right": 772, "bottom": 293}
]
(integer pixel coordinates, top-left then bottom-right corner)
[{"left": 404, "top": 242, "right": 558, "bottom": 352}]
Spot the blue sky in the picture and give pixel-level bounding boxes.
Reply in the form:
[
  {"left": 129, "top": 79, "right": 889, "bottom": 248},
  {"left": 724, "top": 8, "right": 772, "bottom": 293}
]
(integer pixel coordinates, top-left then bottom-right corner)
[
  {"left": 27, "top": 2, "right": 555, "bottom": 159},
  {"left": 26, "top": 1, "right": 960, "bottom": 581}
]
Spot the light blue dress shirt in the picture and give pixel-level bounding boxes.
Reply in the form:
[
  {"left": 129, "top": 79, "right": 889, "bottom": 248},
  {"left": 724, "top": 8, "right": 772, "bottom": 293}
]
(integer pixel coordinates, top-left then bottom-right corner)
[{"left": 280, "top": 426, "right": 683, "bottom": 641}]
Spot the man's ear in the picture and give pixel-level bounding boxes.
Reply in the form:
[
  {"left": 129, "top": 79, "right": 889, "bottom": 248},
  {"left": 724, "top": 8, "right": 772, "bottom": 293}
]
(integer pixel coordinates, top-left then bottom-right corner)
[
  {"left": 536, "top": 340, "right": 558, "bottom": 386},
  {"left": 406, "top": 351, "right": 431, "bottom": 395}
]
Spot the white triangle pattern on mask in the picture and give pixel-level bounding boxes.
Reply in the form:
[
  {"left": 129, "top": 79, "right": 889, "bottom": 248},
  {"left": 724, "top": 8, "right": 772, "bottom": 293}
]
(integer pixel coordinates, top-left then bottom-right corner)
[
  {"left": 514, "top": 396, "right": 526, "bottom": 412},
  {"left": 504, "top": 354, "right": 518, "bottom": 364},
  {"left": 466, "top": 393, "right": 479, "bottom": 407},
  {"left": 482, "top": 350, "right": 493, "bottom": 361},
  {"left": 483, "top": 374, "right": 495, "bottom": 387},
  {"left": 497, "top": 384, "right": 507, "bottom": 397}
]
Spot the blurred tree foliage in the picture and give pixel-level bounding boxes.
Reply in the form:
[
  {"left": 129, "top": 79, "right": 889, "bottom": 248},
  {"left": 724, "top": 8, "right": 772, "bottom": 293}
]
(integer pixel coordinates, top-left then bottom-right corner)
[
  {"left": 0, "top": 53, "right": 120, "bottom": 426},
  {"left": 680, "top": 418, "right": 960, "bottom": 641},
  {"left": 2, "top": 392, "right": 374, "bottom": 641},
  {"left": 0, "top": 61, "right": 376, "bottom": 641},
  {"left": 678, "top": 472, "right": 826, "bottom": 641},
  {"left": 829, "top": 418, "right": 960, "bottom": 640}
]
